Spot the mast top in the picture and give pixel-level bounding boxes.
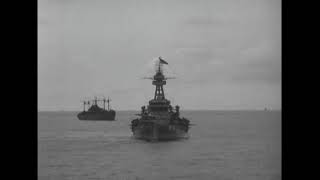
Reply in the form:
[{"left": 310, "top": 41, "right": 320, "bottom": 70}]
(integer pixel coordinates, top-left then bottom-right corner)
[{"left": 155, "top": 56, "right": 168, "bottom": 74}]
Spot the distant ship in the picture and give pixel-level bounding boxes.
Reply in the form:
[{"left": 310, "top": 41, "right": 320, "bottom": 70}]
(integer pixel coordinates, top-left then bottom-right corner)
[
  {"left": 77, "top": 96, "right": 116, "bottom": 120},
  {"left": 130, "top": 57, "right": 191, "bottom": 141}
]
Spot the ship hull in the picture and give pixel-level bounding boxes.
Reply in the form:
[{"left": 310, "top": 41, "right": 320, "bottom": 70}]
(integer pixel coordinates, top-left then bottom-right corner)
[
  {"left": 77, "top": 111, "right": 115, "bottom": 121},
  {"left": 132, "top": 122, "right": 189, "bottom": 141}
]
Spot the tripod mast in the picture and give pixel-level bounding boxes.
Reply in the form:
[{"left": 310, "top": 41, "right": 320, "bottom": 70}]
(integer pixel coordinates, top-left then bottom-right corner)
[{"left": 152, "top": 57, "right": 168, "bottom": 100}]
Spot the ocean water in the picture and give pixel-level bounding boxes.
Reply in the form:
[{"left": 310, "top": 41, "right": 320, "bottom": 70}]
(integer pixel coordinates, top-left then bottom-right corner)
[{"left": 38, "top": 110, "right": 281, "bottom": 180}]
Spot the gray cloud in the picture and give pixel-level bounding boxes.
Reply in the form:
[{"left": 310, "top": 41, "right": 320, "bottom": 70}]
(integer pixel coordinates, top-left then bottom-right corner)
[
  {"left": 184, "top": 16, "right": 224, "bottom": 27},
  {"left": 38, "top": 0, "right": 281, "bottom": 110}
]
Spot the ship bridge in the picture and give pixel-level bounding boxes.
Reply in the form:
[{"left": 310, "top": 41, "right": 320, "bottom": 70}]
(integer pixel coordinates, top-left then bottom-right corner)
[{"left": 148, "top": 99, "right": 171, "bottom": 112}]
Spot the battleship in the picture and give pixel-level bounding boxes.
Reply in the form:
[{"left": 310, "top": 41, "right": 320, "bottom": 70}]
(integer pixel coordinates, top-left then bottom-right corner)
[
  {"left": 130, "top": 57, "right": 191, "bottom": 141},
  {"left": 77, "top": 96, "right": 116, "bottom": 120}
]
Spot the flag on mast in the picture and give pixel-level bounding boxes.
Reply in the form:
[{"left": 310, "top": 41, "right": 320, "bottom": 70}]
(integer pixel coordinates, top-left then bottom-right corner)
[{"left": 159, "top": 57, "right": 168, "bottom": 64}]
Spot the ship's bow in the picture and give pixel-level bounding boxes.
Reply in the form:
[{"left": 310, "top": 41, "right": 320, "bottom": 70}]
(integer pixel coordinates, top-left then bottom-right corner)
[{"left": 132, "top": 120, "right": 188, "bottom": 141}]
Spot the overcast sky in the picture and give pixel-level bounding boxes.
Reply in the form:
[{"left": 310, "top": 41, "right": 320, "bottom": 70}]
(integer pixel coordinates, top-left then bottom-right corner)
[{"left": 38, "top": 0, "right": 281, "bottom": 111}]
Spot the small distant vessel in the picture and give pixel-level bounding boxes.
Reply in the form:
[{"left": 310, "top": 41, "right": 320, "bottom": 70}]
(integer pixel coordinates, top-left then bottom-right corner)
[
  {"left": 130, "top": 57, "right": 191, "bottom": 141},
  {"left": 77, "top": 96, "right": 116, "bottom": 120}
]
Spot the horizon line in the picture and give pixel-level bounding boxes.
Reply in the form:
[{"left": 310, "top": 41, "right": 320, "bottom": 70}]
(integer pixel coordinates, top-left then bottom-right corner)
[{"left": 38, "top": 109, "right": 282, "bottom": 112}]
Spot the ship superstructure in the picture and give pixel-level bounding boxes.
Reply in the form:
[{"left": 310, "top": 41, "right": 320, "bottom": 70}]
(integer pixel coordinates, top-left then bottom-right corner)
[
  {"left": 130, "top": 57, "right": 191, "bottom": 141},
  {"left": 77, "top": 96, "right": 116, "bottom": 120}
]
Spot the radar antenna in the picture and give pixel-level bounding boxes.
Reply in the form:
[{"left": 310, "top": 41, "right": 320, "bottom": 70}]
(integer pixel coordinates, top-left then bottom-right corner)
[{"left": 142, "top": 77, "right": 154, "bottom": 80}]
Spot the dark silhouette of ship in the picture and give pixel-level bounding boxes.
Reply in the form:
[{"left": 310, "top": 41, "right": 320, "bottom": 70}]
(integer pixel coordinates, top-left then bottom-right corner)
[
  {"left": 130, "top": 57, "right": 191, "bottom": 141},
  {"left": 77, "top": 96, "right": 116, "bottom": 120}
]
